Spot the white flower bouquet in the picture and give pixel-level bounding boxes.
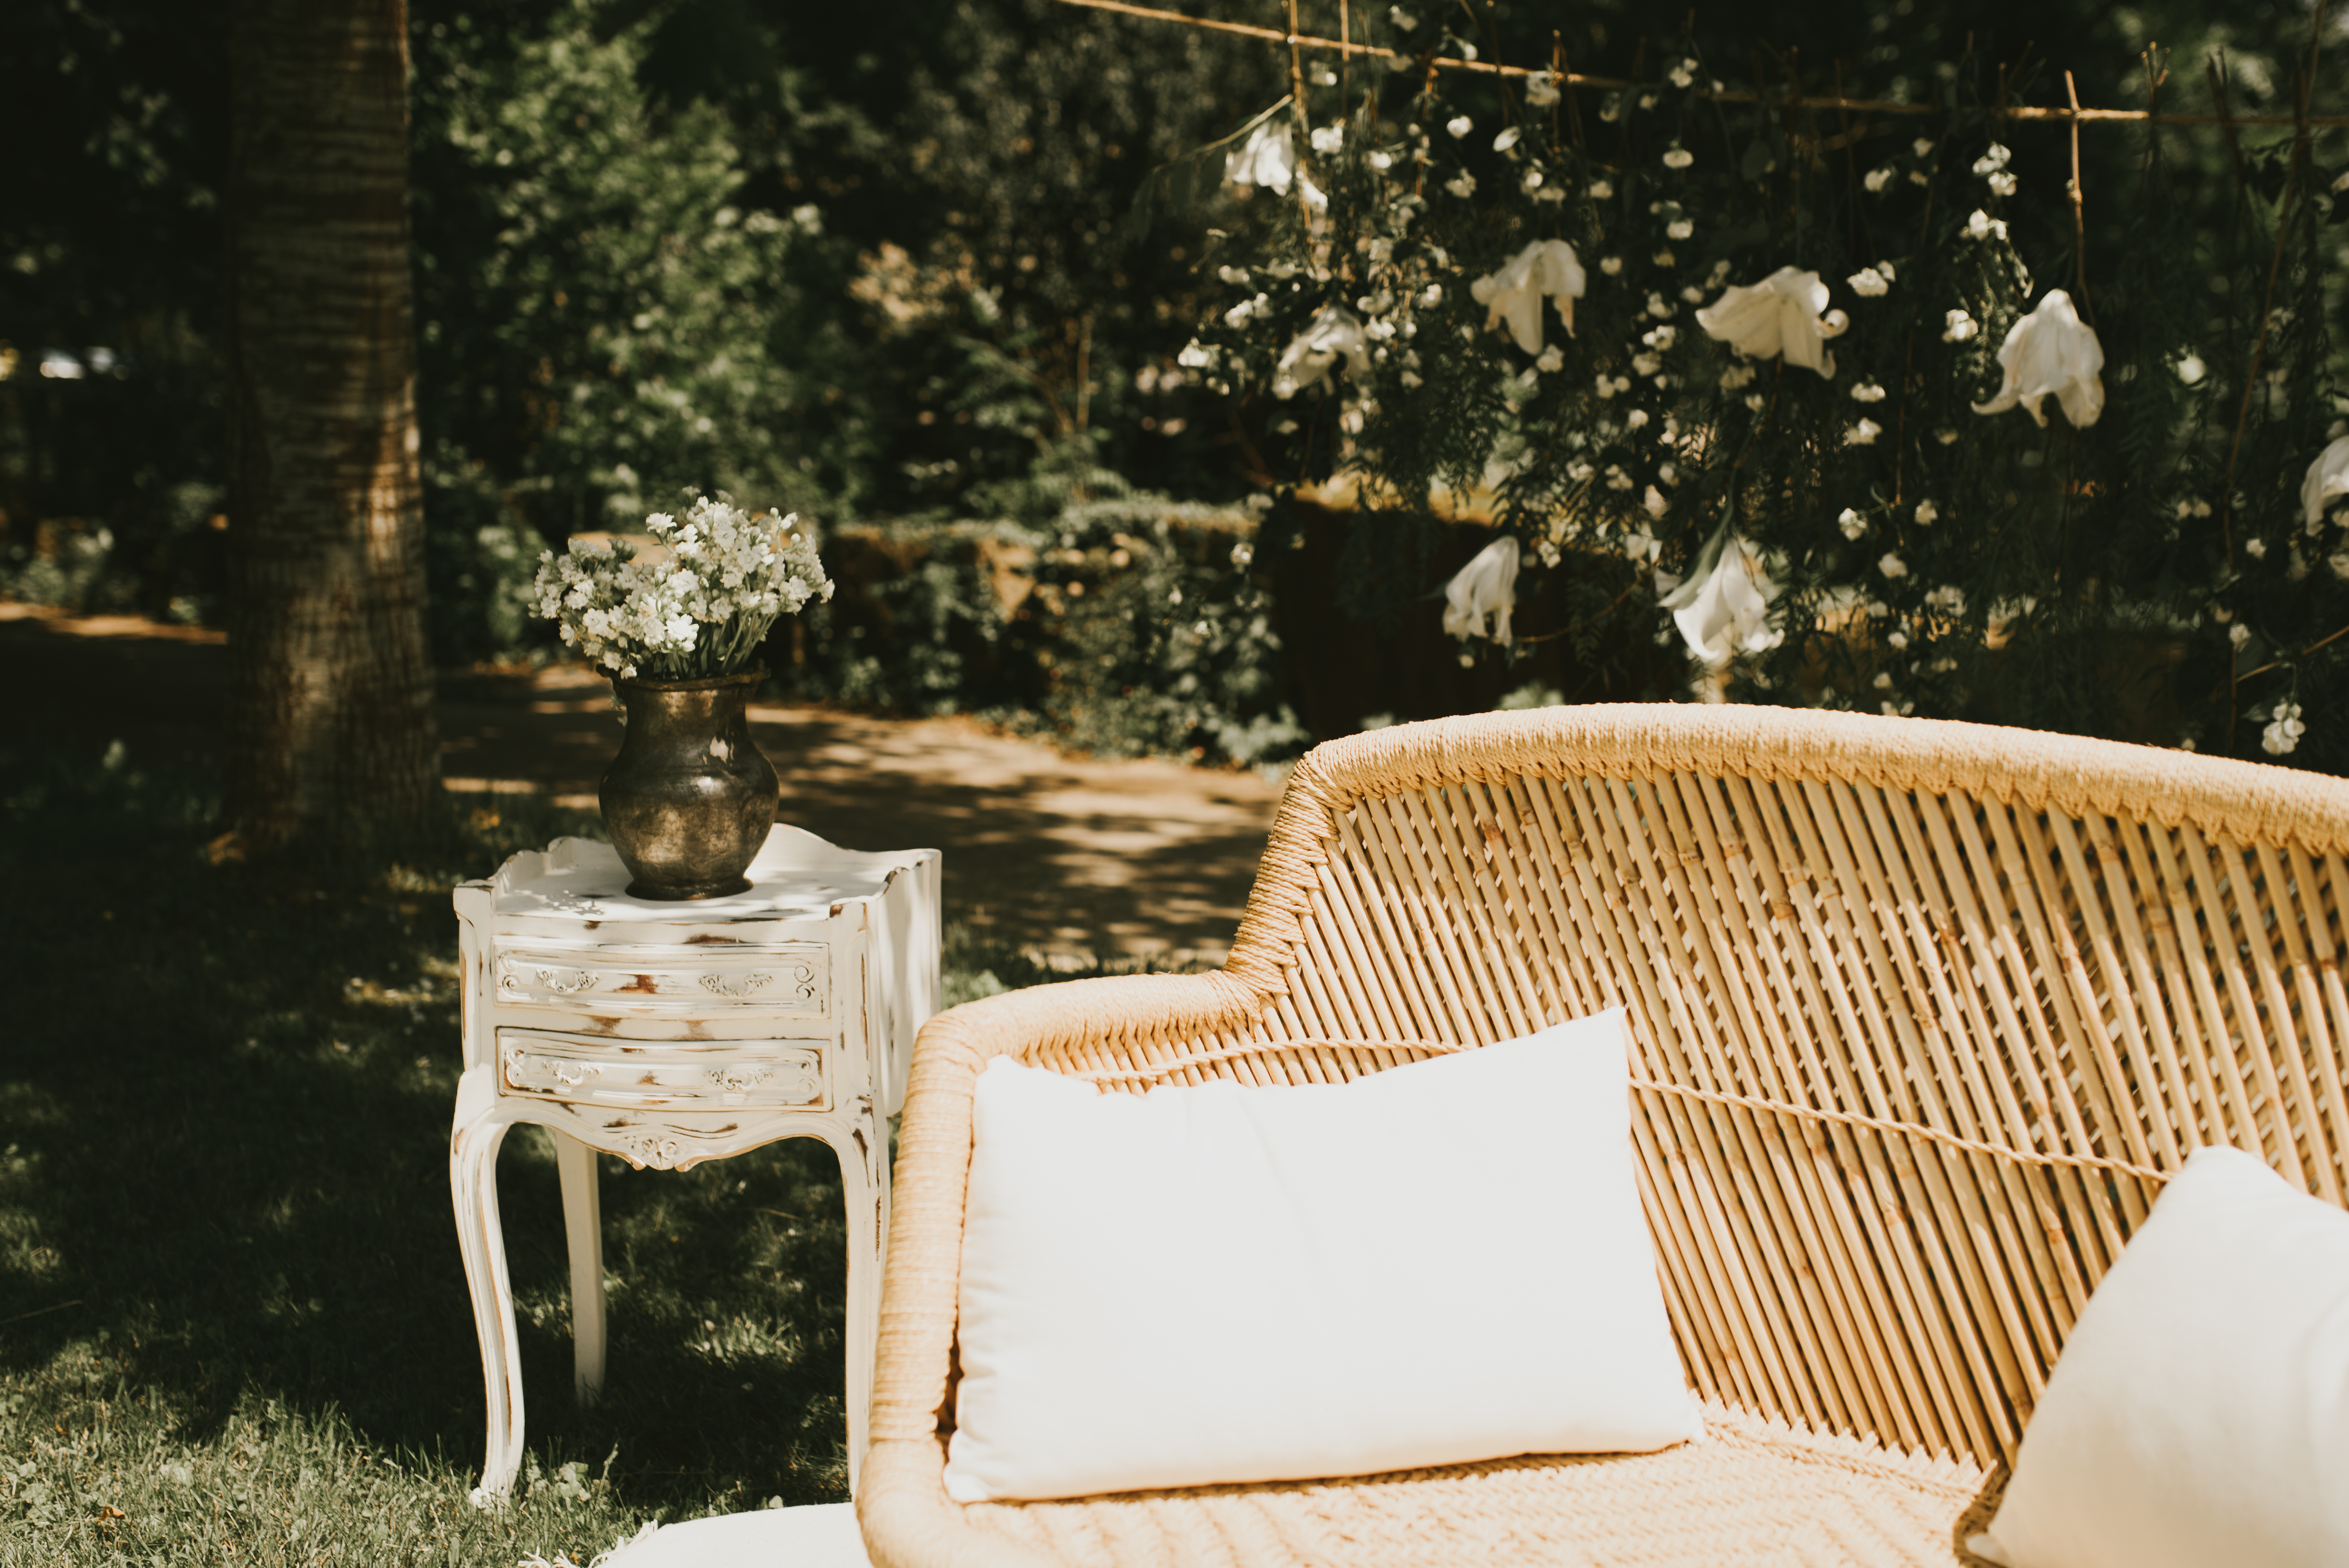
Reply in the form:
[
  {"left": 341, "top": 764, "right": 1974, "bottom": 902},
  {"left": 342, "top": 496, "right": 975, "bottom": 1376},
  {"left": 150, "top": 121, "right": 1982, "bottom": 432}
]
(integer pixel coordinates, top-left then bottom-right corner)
[{"left": 532, "top": 494, "right": 834, "bottom": 680}]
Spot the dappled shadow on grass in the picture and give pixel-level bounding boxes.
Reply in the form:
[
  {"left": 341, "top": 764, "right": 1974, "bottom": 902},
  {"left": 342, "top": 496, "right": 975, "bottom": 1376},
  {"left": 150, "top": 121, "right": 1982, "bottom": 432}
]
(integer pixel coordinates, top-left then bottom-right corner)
[{"left": 0, "top": 746, "right": 863, "bottom": 1518}]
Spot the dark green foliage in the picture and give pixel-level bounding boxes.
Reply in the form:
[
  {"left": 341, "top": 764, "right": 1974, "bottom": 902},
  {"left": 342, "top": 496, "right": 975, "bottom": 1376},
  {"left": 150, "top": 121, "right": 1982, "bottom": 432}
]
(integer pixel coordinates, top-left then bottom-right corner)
[
  {"left": 781, "top": 494, "right": 1304, "bottom": 767},
  {"left": 1193, "top": 7, "right": 2349, "bottom": 767}
]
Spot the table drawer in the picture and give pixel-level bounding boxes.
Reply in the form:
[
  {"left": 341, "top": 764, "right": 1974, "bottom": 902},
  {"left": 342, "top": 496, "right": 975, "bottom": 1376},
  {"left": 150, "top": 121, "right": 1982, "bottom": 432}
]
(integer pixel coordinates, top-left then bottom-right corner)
[
  {"left": 493, "top": 943, "right": 827, "bottom": 1016},
  {"left": 498, "top": 1028, "right": 828, "bottom": 1111}
]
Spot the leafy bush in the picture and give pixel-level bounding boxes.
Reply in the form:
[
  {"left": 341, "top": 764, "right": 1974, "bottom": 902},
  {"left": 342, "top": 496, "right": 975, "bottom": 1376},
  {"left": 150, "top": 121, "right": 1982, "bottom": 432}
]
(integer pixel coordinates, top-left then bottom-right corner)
[{"left": 780, "top": 489, "right": 1303, "bottom": 768}]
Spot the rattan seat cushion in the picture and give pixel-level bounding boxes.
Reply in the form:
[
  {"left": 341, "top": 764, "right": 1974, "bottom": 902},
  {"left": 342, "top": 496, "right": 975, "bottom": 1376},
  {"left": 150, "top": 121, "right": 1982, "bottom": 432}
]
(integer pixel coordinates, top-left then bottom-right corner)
[{"left": 922, "top": 1406, "right": 1994, "bottom": 1568}]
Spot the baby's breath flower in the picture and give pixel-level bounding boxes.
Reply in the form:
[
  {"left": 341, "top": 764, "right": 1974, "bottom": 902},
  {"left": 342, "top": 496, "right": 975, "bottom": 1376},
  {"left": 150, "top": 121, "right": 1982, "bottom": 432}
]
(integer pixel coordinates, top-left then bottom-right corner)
[
  {"left": 2263, "top": 701, "right": 2307, "bottom": 756},
  {"left": 1446, "top": 115, "right": 1473, "bottom": 138},
  {"left": 1838, "top": 508, "right": 1866, "bottom": 540},
  {"left": 1864, "top": 168, "right": 1892, "bottom": 192},
  {"left": 1879, "top": 552, "right": 1908, "bottom": 579},
  {"left": 1599, "top": 256, "right": 1623, "bottom": 276},
  {"left": 1661, "top": 146, "right": 1694, "bottom": 169},
  {"left": 1915, "top": 500, "right": 1939, "bottom": 525},
  {"left": 1443, "top": 170, "right": 1476, "bottom": 199},
  {"left": 1845, "top": 418, "right": 1883, "bottom": 446},
  {"left": 1851, "top": 382, "right": 1887, "bottom": 403},
  {"left": 1848, "top": 267, "right": 1890, "bottom": 297}
]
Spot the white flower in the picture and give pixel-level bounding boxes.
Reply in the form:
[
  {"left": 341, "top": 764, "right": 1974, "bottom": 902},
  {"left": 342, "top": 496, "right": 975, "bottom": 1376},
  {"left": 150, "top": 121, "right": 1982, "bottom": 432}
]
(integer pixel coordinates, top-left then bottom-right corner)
[
  {"left": 2230, "top": 622, "right": 2253, "bottom": 649},
  {"left": 1521, "top": 168, "right": 1545, "bottom": 193},
  {"left": 1879, "top": 552, "right": 1908, "bottom": 579},
  {"left": 1272, "top": 305, "right": 1372, "bottom": 398},
  {"left": 2301, "top": 437, "right": 2349, "bottom": 529},
  {"left": 1446, "top": 115, "right": 1474, "bottom": 138},
  {"left": 1695, "top": 266, "right": 1842, "bottom": 378},
  {"left": 1864, "top": 168, "right": 1892, "bottom": 192},
  {"left": 1310, "top": 123, "right": 1344, "bottom": 155},
  {"left": 1914, "top": 139, "right": 1937, "bottom": 158},
  {"left": 1964, "top": 208, "right": 2009, "bottom": 240},
  {"left": 1589, "top": 179, "right": 1614, "bottom": 199},
  {"left": 1626, "top": 409, "right": 1650, "bottom": 429},
  {"left": 1442, "top": 536, "right": 1520, "bottom": 645},
  {"left": 1661, "top": 146, "right": 1694, "bottom": 169},
  {"left": 1535, "top": 345, "right": 1565, "bottom": 373},
  {"left": 1719, "top": 363, "right": 1756, "bottom": 391},
  {"left": 1668, "top": 59, "right": 1696, "bottom": 88},
  {"left": 1838, "top": 508, "right": 1866, "bottom": 540},
  {"left": 1643, "top": 485, "right": 1668, "bottom": 519},
  {"left": 1493, "top": 127, "right": 1521, "bottom": 153},
  {"left": 1915, "top": 499, "right": 1939, "bottom": 525},
  {"left": 2177, "top": 353, "right": 2208, "bottom": 386},
  {"left": 1657, "top": 523, "right": 1780, "bottom": 662},
  {"left": 1177, "top": 340, "right": 1215, "bottom": 368},
  {"left": 1419, "top": 283, "right": 1443, "bottom": 307},
  {"left": 1971, "top": 143, "right": 2011, "bottom": 175},
  {"left": 1632, "top": 353, "right": 1661, "bottom": 376},
  {"left": 1469, "top": 239, "right": 1587, "bottom": 352},
  {"left": 2263, "top": 701, "right": 2306, "bottom": 756},
  {"left": 1943, "top": 308, "right": 1979, "bottom": 343},
  {"left": 1225, "top": 122, "right": 1299, "bottom": 194},
  {"left": 2247, "top": 537, "right": 2269, "bottom": 559},
  {"left": 1566, "top": 459, "right": 1596, "bottom": 482},
  {"left": 1525, "top": 71, "right": 1561, "bottom": 107},
  {"left": 1667, "top": 218, "right": 1694, "bottom": 240},
  {"left": 1846, "top": 418, "right": 1883, "bottom": 445},
  {"left": 1370, "top": 150, "right": 1394, "bottom": 171},
  {"left": 1851, "top": 382, "right": 1887, "bottom": 403},
  {"left": 1924, "top": 584, "right": 1966, "bottom": 615},
  {"left": 1971, "top": 289, "right": 2105, "bottom": 429},
  {"left": 1389, "top": 4, "right": 1417, "bottom": 27},
  {"left": 1654, "top": 249, "right": 1678, "bottom": 267},
  {"left": 1986, "top": 171, "right": 2017, "bottom": 197},
  {"left": 1935, "top": 428, "right": 1959, "bottom": 444},
  {"left": 1848, "top": 267, "right": 1891, "bottom": 297},
  {"left": 1599, "top": 255, "right": 1623, "bottom": 275},
  {"left": 1605, "top": 465, "right": 1635, "bottom": 491},
  {"left": 1444, "top": 171, "right": 1477, "bottom": 197}
]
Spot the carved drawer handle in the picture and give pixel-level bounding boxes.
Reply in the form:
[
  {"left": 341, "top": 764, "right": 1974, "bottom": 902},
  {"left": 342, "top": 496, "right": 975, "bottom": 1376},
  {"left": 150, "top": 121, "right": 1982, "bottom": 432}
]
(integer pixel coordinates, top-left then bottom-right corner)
[
  {"left": 537, "top": 968, "right": 599, "bottom": 996},
  {"left": 548, "top": 1059, "right": 601, "bottom": 1087},
  {"left": 699, "top": 972, "right": 772, "bottom": 999},
  {"left": 705, "top": 1064, "right": 775, "bottom": 1096}
]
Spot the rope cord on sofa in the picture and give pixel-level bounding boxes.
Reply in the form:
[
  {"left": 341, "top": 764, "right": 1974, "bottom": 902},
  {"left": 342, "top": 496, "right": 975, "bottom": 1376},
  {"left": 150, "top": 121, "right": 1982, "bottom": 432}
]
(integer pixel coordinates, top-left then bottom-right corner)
[{"left": 1069, "top": 1036, "right": 2176, "bottom": 1186}]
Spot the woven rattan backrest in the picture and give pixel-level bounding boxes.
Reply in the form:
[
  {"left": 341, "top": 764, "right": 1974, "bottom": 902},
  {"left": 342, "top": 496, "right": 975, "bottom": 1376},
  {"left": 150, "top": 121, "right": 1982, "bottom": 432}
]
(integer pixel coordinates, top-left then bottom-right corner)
[{"left": 1139, "top": 705, "right": 2349, "bottom": 1470}]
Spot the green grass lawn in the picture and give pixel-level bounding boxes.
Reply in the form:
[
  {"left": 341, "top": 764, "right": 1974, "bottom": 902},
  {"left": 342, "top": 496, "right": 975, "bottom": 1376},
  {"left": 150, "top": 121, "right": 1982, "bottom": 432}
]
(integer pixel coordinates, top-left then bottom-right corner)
[{"left": 0, "top": 743, "right": 1130, "bottom": 1566}]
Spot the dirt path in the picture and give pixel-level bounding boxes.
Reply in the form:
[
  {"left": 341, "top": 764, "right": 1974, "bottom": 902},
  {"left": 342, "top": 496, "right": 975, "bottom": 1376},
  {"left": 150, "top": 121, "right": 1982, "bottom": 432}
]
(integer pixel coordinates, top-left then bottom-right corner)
[{"left": 2, "top": 603, "right": 1281, "bottom": 961}]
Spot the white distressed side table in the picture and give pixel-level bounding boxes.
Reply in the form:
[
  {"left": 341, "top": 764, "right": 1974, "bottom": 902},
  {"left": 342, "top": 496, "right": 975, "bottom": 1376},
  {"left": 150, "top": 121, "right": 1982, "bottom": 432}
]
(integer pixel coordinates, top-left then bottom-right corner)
[{"left": 449, "top": 825, "right": 940, "bottom": 1502}]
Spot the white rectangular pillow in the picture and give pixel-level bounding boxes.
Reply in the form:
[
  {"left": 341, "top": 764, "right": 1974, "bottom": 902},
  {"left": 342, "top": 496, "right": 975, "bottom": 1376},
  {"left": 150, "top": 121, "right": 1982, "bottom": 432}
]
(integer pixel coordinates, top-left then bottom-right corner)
[
  {"left": 945, "top": 1008, "right": 1702, "bottom": 1502},
  {"left": 1972, "top": 1144, "right": 2349, "bottom": 1568}
]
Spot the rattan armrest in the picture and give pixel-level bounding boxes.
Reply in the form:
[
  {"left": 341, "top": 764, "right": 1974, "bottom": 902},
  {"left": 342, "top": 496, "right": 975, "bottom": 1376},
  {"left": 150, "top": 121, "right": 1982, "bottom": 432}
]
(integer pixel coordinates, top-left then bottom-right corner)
[{"left": 861, "top": 971, "right": 1264, "bottom": 1568}]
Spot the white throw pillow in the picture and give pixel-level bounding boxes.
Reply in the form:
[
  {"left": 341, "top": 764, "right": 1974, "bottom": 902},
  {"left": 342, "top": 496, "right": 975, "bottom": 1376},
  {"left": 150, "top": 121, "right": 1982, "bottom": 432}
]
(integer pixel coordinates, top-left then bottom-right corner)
[
  {"left": 944, "top": 1008, "right": 1701, "bottom": 1503},
  {"left": 1971, "top": 1145, "right": 2349, "bottom": 1568}
]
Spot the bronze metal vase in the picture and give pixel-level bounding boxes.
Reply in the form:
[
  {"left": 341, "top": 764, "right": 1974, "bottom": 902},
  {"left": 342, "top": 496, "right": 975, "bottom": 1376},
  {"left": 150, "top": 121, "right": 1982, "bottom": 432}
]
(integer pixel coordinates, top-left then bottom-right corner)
[{"left": 600, "top": 668, "right": 779, "bottom": 899}]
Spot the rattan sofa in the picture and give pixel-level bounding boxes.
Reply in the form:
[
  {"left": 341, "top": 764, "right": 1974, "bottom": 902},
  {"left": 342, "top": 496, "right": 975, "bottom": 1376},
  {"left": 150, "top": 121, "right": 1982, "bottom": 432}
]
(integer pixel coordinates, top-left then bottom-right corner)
[{"left": 859, "top": 704, "right": 2349, "bottom": 1568}]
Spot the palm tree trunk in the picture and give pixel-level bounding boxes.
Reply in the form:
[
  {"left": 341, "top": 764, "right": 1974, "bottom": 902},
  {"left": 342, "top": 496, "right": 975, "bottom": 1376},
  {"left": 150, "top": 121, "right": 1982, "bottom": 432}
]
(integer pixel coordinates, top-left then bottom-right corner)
[{"left": 223, "top": 0, "right": 437, "bottom": 848}]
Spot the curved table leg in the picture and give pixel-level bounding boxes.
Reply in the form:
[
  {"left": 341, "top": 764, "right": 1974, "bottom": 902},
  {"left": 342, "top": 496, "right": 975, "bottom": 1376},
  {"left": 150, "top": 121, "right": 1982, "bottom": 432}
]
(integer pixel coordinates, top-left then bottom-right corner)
[
  {"left": 828, "top": 1114, "right": 889, "bottom": 1498},
  {"left": 554, "top": 1132, "right": 607, "bottom": 1406},
  {"left": 450, "top": 1068, "right": 525, "bottom": 1504}
]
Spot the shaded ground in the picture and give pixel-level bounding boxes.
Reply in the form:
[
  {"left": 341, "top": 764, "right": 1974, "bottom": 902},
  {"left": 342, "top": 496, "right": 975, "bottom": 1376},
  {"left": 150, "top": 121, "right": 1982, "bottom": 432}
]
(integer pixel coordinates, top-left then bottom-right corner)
[{"left": 0, "top": 602, "right": 1281, "bottom": 960}]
